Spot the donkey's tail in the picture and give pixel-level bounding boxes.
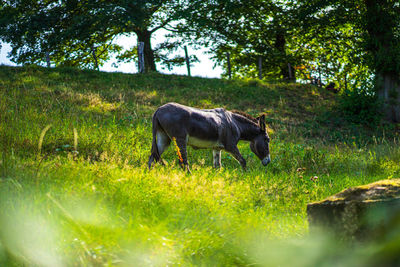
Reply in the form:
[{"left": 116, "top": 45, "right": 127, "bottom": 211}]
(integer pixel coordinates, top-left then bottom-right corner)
[{"left": 148, "top": 111, "right": 161, "bottom": 170}]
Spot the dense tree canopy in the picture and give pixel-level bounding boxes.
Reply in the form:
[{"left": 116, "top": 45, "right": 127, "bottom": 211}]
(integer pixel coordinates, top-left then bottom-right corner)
[
  {"left": 0, "top": 0, "right": 399, "bottom": 121},
  {"left": 0, "top": 0, "right": 120, "bottom": 68},
  {"left": 175, "top": 0, "right": 300, "bottom": 80},
  {"left": 0, "top": 0, "right": 193, "bottom": 71},
  {"left": 297, "top": 0, "right": 400, "bottom": 121},
  {"left": 176, "top": 0, "right": 400, "bottom": 121}
]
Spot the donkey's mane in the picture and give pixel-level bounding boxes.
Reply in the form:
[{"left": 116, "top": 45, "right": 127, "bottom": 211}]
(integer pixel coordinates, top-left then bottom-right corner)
[{"left": 231, "top": 110, "right": 258, "bottom": 124}]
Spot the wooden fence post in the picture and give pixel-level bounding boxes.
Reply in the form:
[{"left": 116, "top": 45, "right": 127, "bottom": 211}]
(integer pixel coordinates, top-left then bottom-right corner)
[
  {"left": 227, "top": 52, "right": 232, "bottom": 79},
  {"left": 288, "top": 63, "right": 293, "bottom": 81},
  {"left": 318, "top": 65, "right": 322, "bottom": 87},
  {"left": 184, "top": 46, "right": 191, "bottom": 77},
  {"left": 45, "top": 52, "right": 50, "bottom": 68},
  {"left": 91, "top": 45, "right": 99, "bottom": 70},
  {"left": 138, "top": 42, "right": 145, "bottom": 73},
  {"left": 258, "top": 56, "right": 262, "bottom": 80}
]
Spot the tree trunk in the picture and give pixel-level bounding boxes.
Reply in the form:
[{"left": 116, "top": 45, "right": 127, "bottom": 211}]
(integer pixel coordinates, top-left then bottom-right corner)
[
  {"left": 137, "top": 42, "right": 145, "bottom": 73},
  {"left": 364, "top": 0, "right": 400, "bottom": 122},
  {"left": 258, "top": 56, "right": 262, "bottom": 80},
  {"left": 227, "top": 52, "right": 232, "bottom": 79},
  {"left": 275, "top": 31, "right": 295, "bottom": 81},
  {"left": 377, "top": 73, "right": 400, "bottom": 122},
  {"left": 184, "top": 46, "right": 191, "bottom": 77},
  {"left": 136, "top": 30, "right": 156, "bottom": 72}
]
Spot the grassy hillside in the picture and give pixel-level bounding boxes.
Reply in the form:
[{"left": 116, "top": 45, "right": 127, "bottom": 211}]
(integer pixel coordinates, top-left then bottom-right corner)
[{"left": 1, "top": 66, "right": 400, "bottom": 266}]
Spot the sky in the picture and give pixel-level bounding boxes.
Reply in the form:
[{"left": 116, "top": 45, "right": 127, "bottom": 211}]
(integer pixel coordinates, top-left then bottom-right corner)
[{"left": 0, "top": 29, "right": 223, "bottom": 78}]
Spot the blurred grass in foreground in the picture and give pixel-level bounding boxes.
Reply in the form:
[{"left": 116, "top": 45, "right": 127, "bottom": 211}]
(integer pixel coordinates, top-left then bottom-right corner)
[{"left": 1, "top": 65, "right": 400, "bottom": 266}]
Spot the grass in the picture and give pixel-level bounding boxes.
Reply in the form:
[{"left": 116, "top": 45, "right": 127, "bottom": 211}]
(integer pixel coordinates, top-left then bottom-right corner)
[{"left": 1, "top": 65, "right": 400, "bottom": 266}]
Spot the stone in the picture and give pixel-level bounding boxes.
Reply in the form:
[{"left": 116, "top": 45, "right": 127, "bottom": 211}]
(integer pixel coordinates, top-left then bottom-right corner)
[{"left": 307, "top": 179, "right": 400, "bottom": 240}]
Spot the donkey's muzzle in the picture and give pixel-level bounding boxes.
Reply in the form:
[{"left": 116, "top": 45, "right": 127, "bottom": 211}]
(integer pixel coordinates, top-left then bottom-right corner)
[{"left": 262, "top": 155, "right": 271, "bottom": 166}]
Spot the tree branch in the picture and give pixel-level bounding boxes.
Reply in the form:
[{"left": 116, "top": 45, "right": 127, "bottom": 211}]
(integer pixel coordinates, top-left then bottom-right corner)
[{"left": 149, "top": 18, "right": 174, "bottom": 33}]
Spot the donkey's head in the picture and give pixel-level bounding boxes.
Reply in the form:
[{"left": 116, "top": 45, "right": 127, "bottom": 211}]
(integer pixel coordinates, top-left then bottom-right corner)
[{"left": 250, "top": 115, "right": 271, "bottom": 166}]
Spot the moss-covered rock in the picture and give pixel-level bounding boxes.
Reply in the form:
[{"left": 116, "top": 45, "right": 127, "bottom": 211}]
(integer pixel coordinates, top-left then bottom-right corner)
[{"left": 307, "top": 179, "right": 400, "bottom": 240}]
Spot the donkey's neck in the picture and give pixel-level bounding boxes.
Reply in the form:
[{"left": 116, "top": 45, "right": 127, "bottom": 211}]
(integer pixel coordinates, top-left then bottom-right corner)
[{"left": 232, "top": 113, "right": 260, "bottom": 141}]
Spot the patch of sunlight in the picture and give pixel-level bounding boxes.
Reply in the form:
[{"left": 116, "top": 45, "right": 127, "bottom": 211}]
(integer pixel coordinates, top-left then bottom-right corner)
[
  {"left": 311, "top": 89, "right": 321, "bottom": 96},
  {"left": 61, "top": 197, "right": 116, "bottom": 227},
  {"left": 264, "top": 109, "right": 274, "bottom": 114},
  {"left": 133, "top": 90, "right": 158, "bottom": 105},
  {"left": 15, "top": 74, "right": 45, "bottom": 90},
  {"left": 122, "top": 239, "right": 177, "bottom": 267},
  {"left": 1, "top": 203, "right": 63, "bottom": 266},
  {"left": 21, "top": 75, "right": 39, "bottom": 84},
  {"left": 199, "top": 99, "right": 213, "bottom": 108},
  {"left": 381, "top": 160, "right": 400, "bottom": 175},
  {"left": 266, "top": 127, "right": 275, "bottom": 135},
  {"left": 211, "top": 178, "right": 229, "bottom": 198},
  {"left": 72, "top": 92, "right": 120, "bottom": 113}
]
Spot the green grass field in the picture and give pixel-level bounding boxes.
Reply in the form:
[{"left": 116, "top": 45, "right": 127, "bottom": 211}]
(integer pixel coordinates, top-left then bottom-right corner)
[{"left": 1, "top": 66, "right": 400, "bottom": 266}]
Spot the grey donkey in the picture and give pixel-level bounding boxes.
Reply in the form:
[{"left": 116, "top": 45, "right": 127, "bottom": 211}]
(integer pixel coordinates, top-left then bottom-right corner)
[{"left": 148, "top": 102, "right": 271, "bottom": 172}]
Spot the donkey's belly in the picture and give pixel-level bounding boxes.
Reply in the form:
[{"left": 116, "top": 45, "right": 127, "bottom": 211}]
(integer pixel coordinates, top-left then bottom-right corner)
[{"left": 187, "top": 136, "right": 223, "bottom": 149}]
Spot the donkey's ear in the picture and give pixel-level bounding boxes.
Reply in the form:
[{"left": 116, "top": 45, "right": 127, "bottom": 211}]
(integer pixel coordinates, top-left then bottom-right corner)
[
  {"left": 256, "top": 114, "right": 265, "bottom": 121},
  {"left": 258, "top": 114, "right": 266, "bottom": 132}
]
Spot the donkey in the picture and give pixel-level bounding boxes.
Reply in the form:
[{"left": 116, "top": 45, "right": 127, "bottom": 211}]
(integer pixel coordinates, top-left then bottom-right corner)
[{"left": 148, "top": 102, "right": 271, "bottom": 172}]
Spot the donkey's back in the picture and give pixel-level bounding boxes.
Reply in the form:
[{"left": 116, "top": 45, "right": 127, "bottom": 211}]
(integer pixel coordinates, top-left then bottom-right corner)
[{"left": 157, "top": 102, "right": 228, "bottom": 138}]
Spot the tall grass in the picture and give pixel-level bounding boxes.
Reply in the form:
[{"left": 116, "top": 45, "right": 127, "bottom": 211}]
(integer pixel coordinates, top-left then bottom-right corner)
[{"left": 0, "top": 66, "right": 399, "bottom": 266}]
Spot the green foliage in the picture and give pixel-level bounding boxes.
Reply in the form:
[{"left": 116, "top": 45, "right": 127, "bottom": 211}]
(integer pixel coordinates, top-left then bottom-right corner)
[
  {"left": 178, "top": 0, "right": 400, "bottom": 120},
  {"left": 0, "top": 0, "right": 191, "bottom": 72},
  {"left": 363, "top": 0, "right": 400, "bottom": 74},
  {"left": 0, "top": 0, "right": 121, "bottom": 68},
  {"left": 298, "top": 0, "right": 400, "bottom": 121},
  {"left": 177, "top": 0, "right": 301, "bottom": 80},
  {"left": 339, "top": 87, "right": 382, "bottom": 126}
]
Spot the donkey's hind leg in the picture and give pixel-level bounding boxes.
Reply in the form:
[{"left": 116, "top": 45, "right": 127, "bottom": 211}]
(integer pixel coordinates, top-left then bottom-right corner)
[
  {"left": 148, "top": 131, "right": 171, "bottom": 169},
  {"left": 174, "top": 137, "right": 191, "bottom": 173},
  {"left": 156, "top": 131, "right": 171, "bottom": 165}
]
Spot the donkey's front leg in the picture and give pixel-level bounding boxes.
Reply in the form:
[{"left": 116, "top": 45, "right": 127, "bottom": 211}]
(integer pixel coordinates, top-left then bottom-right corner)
[
  {"left": 174, "top": 137, "right": 191, "bottom": 173},
  {"left": 213, "top": 150, "right": 222, "bottom": 169},
  {"left": 226, "top": 146, "right": 246, "bottom": 170}
]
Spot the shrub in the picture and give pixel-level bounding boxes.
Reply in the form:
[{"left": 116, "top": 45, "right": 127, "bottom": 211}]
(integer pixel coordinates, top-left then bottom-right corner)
[{"left": 338, "top": 87, "right": 382, "bottom": 126}]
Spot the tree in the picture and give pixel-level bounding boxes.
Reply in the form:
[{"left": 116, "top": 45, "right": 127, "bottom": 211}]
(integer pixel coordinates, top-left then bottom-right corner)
[
  {"left": 363, "top": 0, "right": 400, "bottom": 122},
  {"left": 0, "top": 0, "right": 122, "bottom": 69},
  {"left": 298, "top": 0, "right": 400, "bottom": 122},
  {"left": 174, "top": 0, "right": 303, "bottom": 80},
  {"left": 0, "top": 0, "right": 192, "bottom": 72}
]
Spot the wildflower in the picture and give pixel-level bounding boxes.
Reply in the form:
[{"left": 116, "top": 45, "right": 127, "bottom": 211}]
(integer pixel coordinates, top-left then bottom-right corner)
[
  {"left": 310, "top": 176, "right": 318, "bottom": 182},
  {"left": 297, "top": 167, "right": 306, "bottom": 172}
]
